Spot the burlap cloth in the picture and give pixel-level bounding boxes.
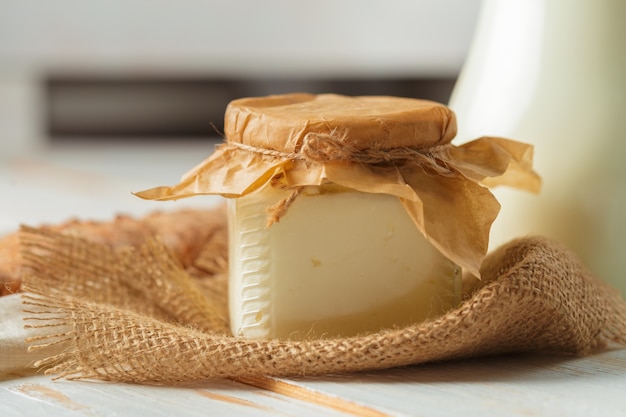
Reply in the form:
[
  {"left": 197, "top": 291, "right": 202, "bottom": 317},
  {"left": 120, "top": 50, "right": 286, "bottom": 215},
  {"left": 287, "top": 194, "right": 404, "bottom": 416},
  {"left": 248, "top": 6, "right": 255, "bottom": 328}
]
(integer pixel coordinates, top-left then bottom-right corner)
[{"left": 8, "top": 205, "right": 623, "bottom": 384}]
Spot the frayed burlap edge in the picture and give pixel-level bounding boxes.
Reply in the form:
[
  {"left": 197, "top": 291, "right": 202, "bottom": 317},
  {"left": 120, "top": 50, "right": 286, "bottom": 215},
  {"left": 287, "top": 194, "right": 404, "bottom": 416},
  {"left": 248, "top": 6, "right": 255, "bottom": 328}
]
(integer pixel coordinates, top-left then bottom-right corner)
[{"left": 19, "top": 225, "right": 626, "bottom": 384}]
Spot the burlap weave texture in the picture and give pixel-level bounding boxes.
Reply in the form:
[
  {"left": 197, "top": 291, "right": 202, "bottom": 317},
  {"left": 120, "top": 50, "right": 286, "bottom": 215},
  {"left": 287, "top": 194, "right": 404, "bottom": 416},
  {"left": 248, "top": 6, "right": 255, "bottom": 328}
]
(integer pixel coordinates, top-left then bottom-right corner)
[{"left": 19, "top": 207, "right": 626, "bottom": 384}]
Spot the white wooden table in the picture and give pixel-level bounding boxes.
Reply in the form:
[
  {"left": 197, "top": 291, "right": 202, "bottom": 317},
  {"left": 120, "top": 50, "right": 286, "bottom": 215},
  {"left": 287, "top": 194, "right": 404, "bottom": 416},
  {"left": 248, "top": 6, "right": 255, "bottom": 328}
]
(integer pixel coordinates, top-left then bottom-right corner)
[
  {"left": 2, "top": 141, "right": 625, "bottom": 417},
  {"left": 2, "top": 350, "right": 626, "bottom": 417}
]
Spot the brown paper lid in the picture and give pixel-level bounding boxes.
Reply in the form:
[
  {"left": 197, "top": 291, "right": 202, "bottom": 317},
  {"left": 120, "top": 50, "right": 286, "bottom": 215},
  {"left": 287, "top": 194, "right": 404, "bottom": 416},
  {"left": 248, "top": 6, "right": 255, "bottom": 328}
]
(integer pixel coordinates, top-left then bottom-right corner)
[{"left": 224, "top": 93, "right": 457, "bottom": 152}]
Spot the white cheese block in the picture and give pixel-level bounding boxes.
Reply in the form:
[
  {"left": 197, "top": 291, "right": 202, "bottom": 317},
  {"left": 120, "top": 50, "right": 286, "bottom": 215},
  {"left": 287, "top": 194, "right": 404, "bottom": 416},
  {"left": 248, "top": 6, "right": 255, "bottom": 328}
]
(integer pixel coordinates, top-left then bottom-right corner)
[{"left": 228, "top": 186, "right": 461, "bottom": 339}]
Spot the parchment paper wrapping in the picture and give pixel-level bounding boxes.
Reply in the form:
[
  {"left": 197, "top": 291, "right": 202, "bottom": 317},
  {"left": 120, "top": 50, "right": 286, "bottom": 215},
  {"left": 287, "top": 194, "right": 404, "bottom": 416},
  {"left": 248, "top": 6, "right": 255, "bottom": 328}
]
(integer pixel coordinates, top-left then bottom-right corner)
[{"left": 136, "top": 94, "right": 541, "bottom": 276}]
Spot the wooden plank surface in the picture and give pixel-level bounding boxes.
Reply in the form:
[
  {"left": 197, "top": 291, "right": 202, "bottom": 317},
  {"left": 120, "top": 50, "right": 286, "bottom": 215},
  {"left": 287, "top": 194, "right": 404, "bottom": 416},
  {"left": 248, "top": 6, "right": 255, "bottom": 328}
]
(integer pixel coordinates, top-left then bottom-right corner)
[
  {"left": 273, "top": 349, "right": 626, "bottom": 417},
  {"left": 2, "top": 349, "right": 625, "bottom": 417},
  {"left": 0, "top": 371, "right": 356, "bottom": 417}
]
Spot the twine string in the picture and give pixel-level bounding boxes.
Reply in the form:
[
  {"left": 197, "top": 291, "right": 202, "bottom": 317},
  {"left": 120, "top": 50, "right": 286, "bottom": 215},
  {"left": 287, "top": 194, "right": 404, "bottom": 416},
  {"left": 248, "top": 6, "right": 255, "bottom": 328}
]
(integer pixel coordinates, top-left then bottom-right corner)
[
  {"left": 224, "top": 132, "right": 455, "bottom": 226},
  {"left": 225, "top": 131, "right": 453, "bottom": 173}
]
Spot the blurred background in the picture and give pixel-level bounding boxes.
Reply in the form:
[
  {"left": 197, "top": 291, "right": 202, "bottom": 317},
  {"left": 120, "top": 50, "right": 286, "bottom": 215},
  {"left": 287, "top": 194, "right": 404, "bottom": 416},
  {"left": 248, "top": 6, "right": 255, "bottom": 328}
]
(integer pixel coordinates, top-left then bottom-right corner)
[
  {"left": 1, "top": 0, "right": 624, "bottom": 296},
  {"left": 0, "top": 0, "right": 479, "bottom": 150}
]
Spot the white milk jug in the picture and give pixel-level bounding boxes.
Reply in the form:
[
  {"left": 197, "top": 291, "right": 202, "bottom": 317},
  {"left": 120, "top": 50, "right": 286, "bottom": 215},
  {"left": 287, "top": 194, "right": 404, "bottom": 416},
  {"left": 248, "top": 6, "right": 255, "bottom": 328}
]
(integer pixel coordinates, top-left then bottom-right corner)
[{"left": 449, "top": 0, "right": 626, "bottom": 294}]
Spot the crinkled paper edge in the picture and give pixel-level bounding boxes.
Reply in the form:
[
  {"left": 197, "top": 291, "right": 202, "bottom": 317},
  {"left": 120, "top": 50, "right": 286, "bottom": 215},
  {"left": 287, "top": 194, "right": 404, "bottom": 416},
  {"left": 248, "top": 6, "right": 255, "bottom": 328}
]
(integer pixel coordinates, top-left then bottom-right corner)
[{"left": 136, "top": 137, "right": 541, "bottom": 276}]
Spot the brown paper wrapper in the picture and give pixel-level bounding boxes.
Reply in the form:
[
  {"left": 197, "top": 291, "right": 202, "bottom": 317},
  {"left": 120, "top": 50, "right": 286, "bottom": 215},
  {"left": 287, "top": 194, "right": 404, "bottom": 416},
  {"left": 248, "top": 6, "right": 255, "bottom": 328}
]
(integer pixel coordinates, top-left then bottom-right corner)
[{"left": 136, "top": 94, "right": 541, "bottom": 276}]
